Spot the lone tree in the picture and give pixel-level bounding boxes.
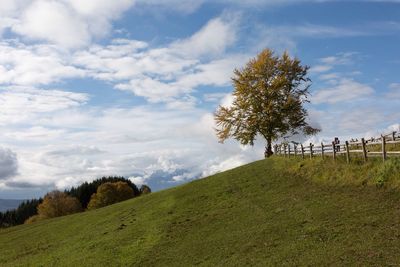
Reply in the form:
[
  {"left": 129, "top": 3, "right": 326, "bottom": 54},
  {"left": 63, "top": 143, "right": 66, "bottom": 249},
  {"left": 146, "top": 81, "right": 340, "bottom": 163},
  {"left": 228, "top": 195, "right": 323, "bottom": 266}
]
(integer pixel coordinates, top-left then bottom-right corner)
[{"left": 214, "top": 49, "right": 319, "bottom": 157}]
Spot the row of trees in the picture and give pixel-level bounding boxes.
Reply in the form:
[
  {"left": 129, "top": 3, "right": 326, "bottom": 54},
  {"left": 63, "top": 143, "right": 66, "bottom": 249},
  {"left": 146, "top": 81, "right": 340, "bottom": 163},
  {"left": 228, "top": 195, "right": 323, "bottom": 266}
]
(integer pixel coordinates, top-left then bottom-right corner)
[
  {"left": 0, "top": 177, "right": 151, "bottom": 228},
  {"left": 68, "top": 176, "right": 141, "bottom": 209},
  {"left": 0, "top": 199, "right": 42, "bottom": 228}
]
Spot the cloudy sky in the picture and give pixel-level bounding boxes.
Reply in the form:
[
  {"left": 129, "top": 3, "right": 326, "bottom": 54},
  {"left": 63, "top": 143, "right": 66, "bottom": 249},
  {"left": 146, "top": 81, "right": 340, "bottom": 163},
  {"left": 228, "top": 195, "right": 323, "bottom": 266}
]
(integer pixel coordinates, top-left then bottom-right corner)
[{"left": 0, "top": 0, "right": 399, "bottom": 199}]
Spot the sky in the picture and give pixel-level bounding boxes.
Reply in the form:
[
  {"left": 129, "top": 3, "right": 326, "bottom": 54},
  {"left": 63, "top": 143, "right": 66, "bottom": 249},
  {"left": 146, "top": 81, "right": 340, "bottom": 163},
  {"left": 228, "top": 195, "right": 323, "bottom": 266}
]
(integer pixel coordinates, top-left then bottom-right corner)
[{"left": 0, "top": 0, "right": 399, "bottom": 199}]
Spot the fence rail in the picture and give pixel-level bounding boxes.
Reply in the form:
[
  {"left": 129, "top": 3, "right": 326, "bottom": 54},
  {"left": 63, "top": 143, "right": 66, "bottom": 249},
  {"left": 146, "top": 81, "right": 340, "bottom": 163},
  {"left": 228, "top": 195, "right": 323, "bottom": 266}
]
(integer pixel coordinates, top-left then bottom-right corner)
[{"left": 275, "top": 131, "right": 400, "bottom": 163}]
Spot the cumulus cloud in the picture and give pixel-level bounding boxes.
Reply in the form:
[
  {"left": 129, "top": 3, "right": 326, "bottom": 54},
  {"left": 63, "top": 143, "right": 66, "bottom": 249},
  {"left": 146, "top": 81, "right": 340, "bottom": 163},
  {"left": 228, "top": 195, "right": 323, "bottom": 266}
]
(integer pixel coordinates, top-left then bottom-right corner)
[
  {"left": 13, "top": 1, "right": 90, "bottom": 48},
  {"left": 0, "top": 12, "right": 391, "bottom": 108},
  {"left": 0, "top": 99, "right": 264, "bottom": 193},
  {"left": 0, "top": 41, "right": 84, "bottom": 86},
  {"left": 1, "top": 0, "right": 135, "bottom": 48},
  {"left": 2, "top": 1, "right": 399, "bottom": 198},
  {"left": 71, "top": 13, "right": 245, "bottom": 104},
  {"left": 170, "top": 15, "right": 238, "bottom": 57}
]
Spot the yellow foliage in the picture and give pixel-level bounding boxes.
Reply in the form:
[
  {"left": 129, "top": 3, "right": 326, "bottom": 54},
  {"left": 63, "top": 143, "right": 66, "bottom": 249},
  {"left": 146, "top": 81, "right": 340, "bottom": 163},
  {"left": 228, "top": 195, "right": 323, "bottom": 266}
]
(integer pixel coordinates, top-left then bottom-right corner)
[
  {"left": 37, "top": 191, "right": 82, "bottom": 219},
  {"left": 24, "top": 215, "right": 43, "bottom": 224},
  {"left": 87, "top": 182, "right": 134, "bottom": 210}
]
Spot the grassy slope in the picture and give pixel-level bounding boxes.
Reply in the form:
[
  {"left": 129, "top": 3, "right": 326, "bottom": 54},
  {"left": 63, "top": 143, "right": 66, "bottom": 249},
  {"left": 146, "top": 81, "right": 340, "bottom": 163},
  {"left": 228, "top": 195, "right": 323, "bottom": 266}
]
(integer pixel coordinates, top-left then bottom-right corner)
[{"left": 2, "top": 157, "right": 400, "bottom": 266}]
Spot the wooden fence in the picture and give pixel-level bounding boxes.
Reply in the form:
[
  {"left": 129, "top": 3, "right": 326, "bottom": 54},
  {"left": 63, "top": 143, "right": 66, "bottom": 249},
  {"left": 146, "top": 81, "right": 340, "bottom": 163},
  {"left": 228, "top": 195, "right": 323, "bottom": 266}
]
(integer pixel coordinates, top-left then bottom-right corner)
[{"left": 275, "top": 131, "right": 400, "bottom": 163}]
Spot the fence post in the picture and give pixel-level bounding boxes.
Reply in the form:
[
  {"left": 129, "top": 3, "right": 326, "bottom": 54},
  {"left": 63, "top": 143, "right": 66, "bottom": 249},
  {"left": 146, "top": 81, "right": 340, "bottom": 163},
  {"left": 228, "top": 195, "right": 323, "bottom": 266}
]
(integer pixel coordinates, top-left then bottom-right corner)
[
  {"left": 301, "top": 144, "right": 305, "bottom": 159},
  {"left": 392, "top": 131, "right": 396, "bottom": 141},
  {"left": 288, "top": 144, "right": 291, "bottom": 158},
  {"left": 309, "top": 143, "right": 313, "bottom": 159},
  {"left": 345, "top": 141, "right": 350, "bottom": 163},
  {"left": 321, "top": 142, "right": 325, "bottom": 159},
  {"left": 361, "top": 138, "right": 367, "bottom": 163},
  {"left": 274, "top": 144, "right": 278, "bottom": 155},
  {"left": 294, "top": 145, "right": 297, "bottom": 157},
  {"left": 284, "top": 144, "right": 287, "bottom": 157},
  {"left": 382, "top": 135, "right": 387, "bottom": 162},
  {"left": 332, "top": 141, "right": 336, "bottom": 161}
]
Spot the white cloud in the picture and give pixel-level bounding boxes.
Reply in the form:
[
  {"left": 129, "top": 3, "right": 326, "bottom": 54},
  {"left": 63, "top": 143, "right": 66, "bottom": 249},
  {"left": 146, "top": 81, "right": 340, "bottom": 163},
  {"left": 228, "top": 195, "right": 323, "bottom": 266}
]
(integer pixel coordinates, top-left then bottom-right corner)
[
  {"left": 311, "top": 52, "right": 357, "bottom": 74},
  {"left": 176, "top": 55, "right": 248, "bottom": 89},
  {"left": 203, "top": 93, "right": 228, "bottom": 102},
  {"left": 201, "top": 154, "right": 249, "bottom": 177},
  {"left": 3, "top": 126, "right": 64, "bottom": 142},
  {"left": 0, "top": 12, "right": 242, "bottom": 106},
  {"left": 2, "top": 1, "right": 399, "bottom": 197},
  {"left": 171, "top": 15, "right": 238, "bottom": 57},
  {"left": 0, "top": 86, "right": 88, "bottom": 125},
  {"left": 220, "top": 93, "right": 235, "bottom": 107},
  {"left": 0, "top": 41, "right": 84, "bottom": 86},
  {"left": 13, "top": 1, "right": 90, "bottom": 48},
  {"left": 0, "top": 101, "right": 264, "bottom": 193},
  {"left": 312, "top": 79, "right": 374, "bottom": 104},
  {"left": 320, "top": 52, "right": 356, "bottom": 65},
  {"left": 1, "top": 0, "right": 135, "bottom": 48},
  {"left": 72, "top": 13, "right": 244, "bottom": 103},
  {"left": 310, "top": 65, "right": 333, "bottom": 73},
  {"left": 386, "top": 83, "right": 400, "bottom": 98}
]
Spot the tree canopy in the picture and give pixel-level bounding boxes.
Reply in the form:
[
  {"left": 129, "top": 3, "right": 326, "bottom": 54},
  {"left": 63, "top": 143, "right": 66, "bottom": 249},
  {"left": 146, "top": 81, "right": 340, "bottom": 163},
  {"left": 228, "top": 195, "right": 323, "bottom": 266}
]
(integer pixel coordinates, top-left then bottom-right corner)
[
  {"left": 214, "top": 49, "right": 319, "bottom": 157},
  {"left": 87, "top": 181, "right": 135, "bottom": 210},
  {"left": 25, "top": 191, "right": 82, "bottom": 223},
  {"left": 68, "top": 176, "right": 140, "bottom": 209}
]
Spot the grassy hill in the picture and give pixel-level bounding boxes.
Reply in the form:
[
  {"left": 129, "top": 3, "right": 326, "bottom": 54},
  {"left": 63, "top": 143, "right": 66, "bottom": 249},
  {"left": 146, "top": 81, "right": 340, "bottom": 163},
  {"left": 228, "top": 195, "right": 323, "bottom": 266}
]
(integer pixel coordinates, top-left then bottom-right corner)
[{"left": 1, "top": 157, "right": 400, "bottom": 266}]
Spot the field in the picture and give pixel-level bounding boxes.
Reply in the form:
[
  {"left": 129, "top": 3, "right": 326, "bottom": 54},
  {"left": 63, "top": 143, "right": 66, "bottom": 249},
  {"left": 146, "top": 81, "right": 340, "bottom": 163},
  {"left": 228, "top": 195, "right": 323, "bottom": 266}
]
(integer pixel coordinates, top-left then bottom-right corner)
[{"left": 1, "top": 157, "right": 400, "bottom": 266}]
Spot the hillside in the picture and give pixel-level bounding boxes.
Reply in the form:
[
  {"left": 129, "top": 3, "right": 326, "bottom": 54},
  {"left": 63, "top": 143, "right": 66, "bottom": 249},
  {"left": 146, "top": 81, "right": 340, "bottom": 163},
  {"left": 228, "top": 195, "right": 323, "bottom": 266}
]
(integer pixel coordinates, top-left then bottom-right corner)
[
  {"left": 1, "top": 157, "right": 400, "bottom": 266},
  {"left": 0, "top": 199, "right": 24, "bottom": 212}
]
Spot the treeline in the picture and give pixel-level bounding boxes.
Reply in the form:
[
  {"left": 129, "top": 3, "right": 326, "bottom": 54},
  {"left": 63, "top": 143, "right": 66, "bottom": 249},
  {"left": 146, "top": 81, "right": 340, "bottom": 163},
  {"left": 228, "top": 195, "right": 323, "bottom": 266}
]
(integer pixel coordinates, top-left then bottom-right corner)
[
  {"left": 0, "top": 199, "right": 42, "bottom": 228},
  {"left": 0, "top": 177, "right": 151, "bottom": 228},
  {"left": 68, "top": 176, "right": 141, "bottom": 209}
]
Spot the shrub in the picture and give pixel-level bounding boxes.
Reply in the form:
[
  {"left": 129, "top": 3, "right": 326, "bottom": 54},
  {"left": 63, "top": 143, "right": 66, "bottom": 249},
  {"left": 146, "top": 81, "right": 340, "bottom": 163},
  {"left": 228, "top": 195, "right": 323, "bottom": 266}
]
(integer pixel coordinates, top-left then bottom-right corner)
[
  {"left": 140, "top": 185, "right": 152, "bottom": 195},
  {"left": 24, "top": 215, "right": 43, "bottom": 224},
  {"left": 376, "top": 158, "right": 400, "bottom": 187},
  {"left": 87, "top": 182, "right": 134, "bottom": 210}
]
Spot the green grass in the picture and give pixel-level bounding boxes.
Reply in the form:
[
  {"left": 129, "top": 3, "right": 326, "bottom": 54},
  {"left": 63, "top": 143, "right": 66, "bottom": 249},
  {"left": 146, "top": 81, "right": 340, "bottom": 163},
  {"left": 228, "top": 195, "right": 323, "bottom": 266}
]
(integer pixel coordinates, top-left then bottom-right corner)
[{"left": 2, "top": 157, "right": 400, "bottom": 266}]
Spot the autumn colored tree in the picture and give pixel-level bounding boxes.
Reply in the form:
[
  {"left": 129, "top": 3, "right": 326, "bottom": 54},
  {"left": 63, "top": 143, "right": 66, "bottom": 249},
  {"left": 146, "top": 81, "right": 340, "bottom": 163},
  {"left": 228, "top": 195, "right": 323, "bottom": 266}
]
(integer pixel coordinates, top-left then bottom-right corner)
[
  {"left": 67, "top": 176, "right": 140, "bottom": 209},
  {"left": 87, "top": 181, "right": 134, "bottom": 210},
  {"left": 140, "top": 185, "right": 151, "bottom": 195},
  {"left": 215, "top": 49, "right": 319, "bottom": 157},
  {"left": 36, "top": 191, "right": 82, "bottom": 219}
]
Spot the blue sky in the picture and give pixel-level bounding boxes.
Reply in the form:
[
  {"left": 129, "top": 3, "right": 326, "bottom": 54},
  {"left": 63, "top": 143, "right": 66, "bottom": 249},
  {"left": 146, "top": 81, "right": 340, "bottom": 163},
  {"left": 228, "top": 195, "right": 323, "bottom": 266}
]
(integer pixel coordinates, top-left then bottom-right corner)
[{"left": 0, "top": 0, "right": 399, "bottom": 199}]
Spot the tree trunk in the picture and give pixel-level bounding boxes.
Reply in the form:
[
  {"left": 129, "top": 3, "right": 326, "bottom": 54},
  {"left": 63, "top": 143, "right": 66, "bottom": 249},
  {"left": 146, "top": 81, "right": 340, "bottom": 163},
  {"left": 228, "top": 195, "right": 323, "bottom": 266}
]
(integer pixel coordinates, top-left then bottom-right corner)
[{"left": 265, "top": 137, "right": 273, "bottom": 158}]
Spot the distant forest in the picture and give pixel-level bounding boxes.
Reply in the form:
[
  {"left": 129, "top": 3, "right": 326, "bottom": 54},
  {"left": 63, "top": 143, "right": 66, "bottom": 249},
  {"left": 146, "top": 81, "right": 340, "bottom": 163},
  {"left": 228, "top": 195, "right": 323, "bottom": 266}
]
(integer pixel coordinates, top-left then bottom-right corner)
[{"left": 0, "top": 177, "right": 150, "bottom": 228}]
